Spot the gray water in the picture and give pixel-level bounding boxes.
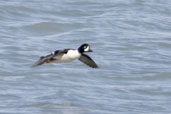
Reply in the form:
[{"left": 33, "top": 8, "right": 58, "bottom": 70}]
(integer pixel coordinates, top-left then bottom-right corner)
[{"left": 0, "top": 0, "right": 171, "bottom": 114}]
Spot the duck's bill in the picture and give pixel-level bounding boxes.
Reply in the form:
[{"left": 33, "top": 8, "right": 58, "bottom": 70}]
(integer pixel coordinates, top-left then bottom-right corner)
[{"left": 88, "top": 49, "right": 93, "bottom": 52}]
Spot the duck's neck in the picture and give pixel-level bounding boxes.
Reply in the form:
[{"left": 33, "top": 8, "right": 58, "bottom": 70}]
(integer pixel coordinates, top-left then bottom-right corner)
[{"left": 78, "top": 47, "right": 84, "bottom": 54}]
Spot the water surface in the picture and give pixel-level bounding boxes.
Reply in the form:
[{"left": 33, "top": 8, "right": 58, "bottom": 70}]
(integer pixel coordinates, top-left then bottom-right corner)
[{"left": 0, "top": 0, "right": 171, "bottom": 114}]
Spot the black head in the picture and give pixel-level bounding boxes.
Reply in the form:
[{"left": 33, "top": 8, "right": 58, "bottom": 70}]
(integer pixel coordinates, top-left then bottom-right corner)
[{"left": 78, "top": 44, "right": 92, "bottom": 53}]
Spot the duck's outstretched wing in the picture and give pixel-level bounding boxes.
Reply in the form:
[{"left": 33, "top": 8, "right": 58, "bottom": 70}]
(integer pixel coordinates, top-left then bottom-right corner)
[
  {"left": 79, "top": 54, "right": 98, "bottom": 68},
  {"left": 32, "top": 49, "right": 70, "bottom": 67}
]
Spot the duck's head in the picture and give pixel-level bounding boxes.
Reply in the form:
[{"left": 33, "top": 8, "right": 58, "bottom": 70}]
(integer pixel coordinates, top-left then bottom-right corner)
[{"left": 78, "top": 44, "right": 92, "bottom": 53}]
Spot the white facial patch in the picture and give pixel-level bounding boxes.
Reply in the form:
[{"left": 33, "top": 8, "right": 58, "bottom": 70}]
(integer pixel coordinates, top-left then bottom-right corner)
[{"left": 84, "top": 46, "right": 90, "bottom": 52}]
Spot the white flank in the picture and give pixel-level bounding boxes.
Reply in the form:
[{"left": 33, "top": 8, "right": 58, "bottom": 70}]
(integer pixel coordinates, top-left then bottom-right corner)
[{"left": 53, "top": 50, "right": 81, "bottom": 63}]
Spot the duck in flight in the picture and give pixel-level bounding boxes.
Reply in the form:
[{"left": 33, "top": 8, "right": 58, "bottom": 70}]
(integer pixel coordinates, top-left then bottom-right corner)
[{"left": 32, "top": 44, "right": 98, "bottom": 68}]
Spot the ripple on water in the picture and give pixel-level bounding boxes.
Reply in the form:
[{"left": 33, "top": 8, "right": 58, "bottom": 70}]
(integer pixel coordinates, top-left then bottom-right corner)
[{"left": 0, "top": 0, "right": 171, "bottom": 114}]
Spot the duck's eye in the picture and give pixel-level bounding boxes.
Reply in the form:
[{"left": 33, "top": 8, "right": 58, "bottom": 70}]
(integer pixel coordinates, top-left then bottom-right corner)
[{"left": 84, "top": 46, "right": 87, "bottom": 49}]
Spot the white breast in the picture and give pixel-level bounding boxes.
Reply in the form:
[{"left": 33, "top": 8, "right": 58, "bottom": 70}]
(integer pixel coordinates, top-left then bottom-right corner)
[{"left": 54, "top": 50, "right": 81, "bottom": 63}]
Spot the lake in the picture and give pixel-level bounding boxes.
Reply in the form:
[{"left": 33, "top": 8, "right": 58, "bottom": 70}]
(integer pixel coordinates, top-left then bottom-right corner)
[{"left": 0, "top": 0, "right": 171, "bottom": 114}]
